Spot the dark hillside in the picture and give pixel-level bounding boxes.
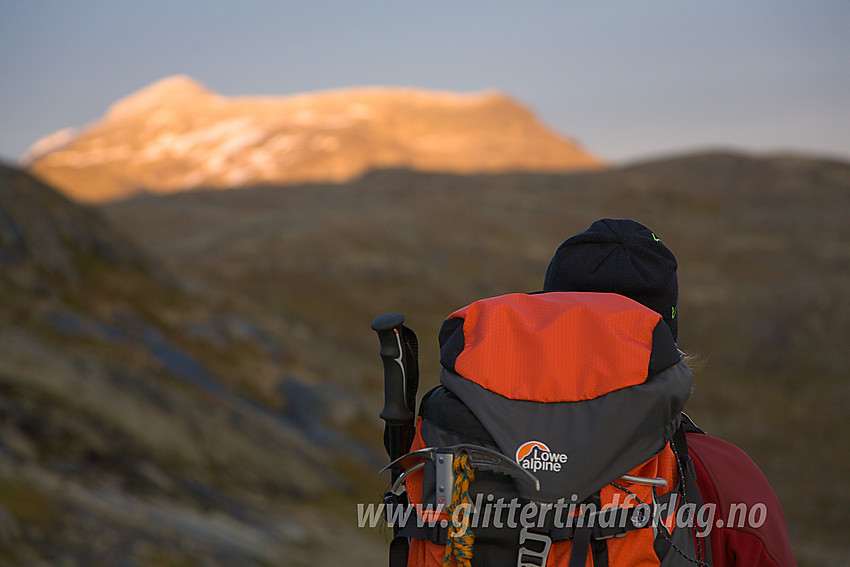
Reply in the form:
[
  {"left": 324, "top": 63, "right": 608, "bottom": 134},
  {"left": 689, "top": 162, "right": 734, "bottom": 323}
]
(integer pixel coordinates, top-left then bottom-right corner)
[
  {"left": 103, "top": 151, "right": 850, "bottom": 566},
  {"left": 0, "top": 164, "right": 385, "bottom": 566}
]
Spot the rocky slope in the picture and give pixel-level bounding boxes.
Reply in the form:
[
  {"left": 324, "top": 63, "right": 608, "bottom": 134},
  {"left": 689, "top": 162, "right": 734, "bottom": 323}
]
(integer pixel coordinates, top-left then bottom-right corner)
[
  {"left": 23, "top": 75, "right": 602, "bottom": 202},
  {"left": 0, "top": 163, "right": 386, "bottom": 566}
]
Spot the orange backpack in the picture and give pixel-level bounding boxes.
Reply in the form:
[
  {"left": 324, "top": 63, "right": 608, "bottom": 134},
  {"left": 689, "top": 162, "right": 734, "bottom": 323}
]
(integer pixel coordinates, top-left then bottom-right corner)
[{"left": 377, "top": 292, "right": 711, "bottom": 567}]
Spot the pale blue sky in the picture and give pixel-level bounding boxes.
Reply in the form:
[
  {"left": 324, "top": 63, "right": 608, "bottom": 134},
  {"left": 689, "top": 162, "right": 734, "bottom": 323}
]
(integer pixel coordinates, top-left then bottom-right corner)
[{"left": 2, "top": 1, "right": 848, "bottom": 165}]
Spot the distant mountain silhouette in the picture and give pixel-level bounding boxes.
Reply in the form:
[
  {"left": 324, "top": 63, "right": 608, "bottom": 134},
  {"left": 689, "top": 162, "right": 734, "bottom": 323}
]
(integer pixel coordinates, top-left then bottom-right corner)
[{"left": 23, "top": 75, "right": 603, "bottom": 202}]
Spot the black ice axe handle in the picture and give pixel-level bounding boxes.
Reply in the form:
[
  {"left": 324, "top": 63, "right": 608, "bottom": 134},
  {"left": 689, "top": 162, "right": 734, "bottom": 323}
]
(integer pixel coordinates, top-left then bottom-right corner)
[{"left": 372, "top": 313, "right": 416, "bottom": 480}]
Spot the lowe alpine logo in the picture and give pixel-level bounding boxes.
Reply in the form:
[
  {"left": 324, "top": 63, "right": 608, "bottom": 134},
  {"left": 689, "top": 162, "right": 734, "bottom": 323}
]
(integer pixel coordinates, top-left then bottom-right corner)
[{"left": 515, "top": 441, "right": 568, "bottom": 473}]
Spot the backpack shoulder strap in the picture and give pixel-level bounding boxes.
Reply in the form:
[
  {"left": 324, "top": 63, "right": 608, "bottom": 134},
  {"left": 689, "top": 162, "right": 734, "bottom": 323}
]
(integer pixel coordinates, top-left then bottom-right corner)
[{"left": 668, "top": 417, "right": 713, "bottom": 566}]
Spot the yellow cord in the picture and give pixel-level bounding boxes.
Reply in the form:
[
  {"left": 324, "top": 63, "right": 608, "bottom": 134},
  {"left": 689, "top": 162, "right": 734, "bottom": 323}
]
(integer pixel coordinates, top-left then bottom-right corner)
[{"left": 444, "top": 452, "right": 475, "bottom": 567}]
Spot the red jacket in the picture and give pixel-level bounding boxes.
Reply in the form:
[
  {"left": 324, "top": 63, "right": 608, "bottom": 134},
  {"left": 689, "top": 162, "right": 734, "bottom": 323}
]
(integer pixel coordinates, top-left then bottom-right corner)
[{"left": 688, "top": 433, "right": 797, "bottom": 566}]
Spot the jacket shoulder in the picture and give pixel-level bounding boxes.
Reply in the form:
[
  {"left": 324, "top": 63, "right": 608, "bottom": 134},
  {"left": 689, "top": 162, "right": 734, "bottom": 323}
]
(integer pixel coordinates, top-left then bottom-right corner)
[{"left": 687, "top": 432, "right": 797, "bottom": 567}]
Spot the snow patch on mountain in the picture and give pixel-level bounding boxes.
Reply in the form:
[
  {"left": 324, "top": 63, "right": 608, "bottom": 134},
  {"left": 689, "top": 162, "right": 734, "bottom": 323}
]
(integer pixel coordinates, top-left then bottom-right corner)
[{"left": 19, "top": 128, "right": 79, "bottom": 166}]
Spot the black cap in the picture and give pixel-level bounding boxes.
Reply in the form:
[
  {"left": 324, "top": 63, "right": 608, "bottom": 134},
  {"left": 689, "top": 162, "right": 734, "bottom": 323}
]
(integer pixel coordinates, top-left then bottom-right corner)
[{"left": 542, "top": 219, "right": 679, "bottom": 341}]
